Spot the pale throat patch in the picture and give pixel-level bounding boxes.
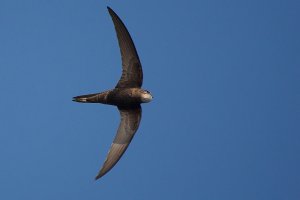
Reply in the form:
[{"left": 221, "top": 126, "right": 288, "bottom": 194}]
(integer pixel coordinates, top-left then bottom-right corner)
[{"left": 141, "top": 93, "right": 152, "bottom": 103}]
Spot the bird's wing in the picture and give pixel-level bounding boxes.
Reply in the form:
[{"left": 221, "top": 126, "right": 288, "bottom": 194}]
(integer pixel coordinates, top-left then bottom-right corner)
[
  {"left": 95, "top": 105, "right": 142, "bottom": 180},
  {"left": 107, "top": 7, "right": 143, "bottom": 89}
]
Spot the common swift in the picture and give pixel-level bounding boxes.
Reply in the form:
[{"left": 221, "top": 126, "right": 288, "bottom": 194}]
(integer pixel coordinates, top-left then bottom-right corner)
[{"left": 73, "top": 7, "right": 152, "bottom": 180}]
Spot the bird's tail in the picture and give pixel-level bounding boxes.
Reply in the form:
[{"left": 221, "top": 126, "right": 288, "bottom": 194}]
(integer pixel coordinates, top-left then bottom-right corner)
[{"left": 72, "top": 92, "right": 102, "bottom": 103}]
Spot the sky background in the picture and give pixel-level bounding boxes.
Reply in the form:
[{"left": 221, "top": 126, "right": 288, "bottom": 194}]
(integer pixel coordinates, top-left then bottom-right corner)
[{"left": 0, "top": 0, "right": 299, "bottom": 199}]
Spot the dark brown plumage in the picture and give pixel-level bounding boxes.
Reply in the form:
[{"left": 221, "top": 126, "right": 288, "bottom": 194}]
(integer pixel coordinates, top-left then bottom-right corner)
[{"left": 73, "top": 7, "right": 152, "bottom": 180}]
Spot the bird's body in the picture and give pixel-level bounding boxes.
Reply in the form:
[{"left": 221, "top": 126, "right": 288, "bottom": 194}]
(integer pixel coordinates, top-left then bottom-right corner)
[
  {"left": 73, "top": 7, "right": 152, "bottom": 180},
  {"left": 73, "top": 88, "right": 152, "bottom": 106}
]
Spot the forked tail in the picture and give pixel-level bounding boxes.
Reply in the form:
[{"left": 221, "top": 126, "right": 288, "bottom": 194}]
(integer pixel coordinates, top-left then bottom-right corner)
[{"left": 72, "top": 92, "right": 106, "bottom": 103}]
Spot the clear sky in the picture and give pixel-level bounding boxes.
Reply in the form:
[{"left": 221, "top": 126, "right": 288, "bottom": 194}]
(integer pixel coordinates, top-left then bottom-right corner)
[{"left": 0, "top": 0, "right": 299, "bottom": 199}]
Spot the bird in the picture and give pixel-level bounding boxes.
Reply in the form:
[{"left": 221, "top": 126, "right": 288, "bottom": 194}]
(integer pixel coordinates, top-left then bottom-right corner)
[{"left": 72, "top": 7, "right": 153, "bottom": 180}]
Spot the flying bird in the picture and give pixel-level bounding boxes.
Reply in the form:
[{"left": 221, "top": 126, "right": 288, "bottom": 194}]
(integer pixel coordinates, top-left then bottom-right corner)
[{"left": 73, "top": 7, "right": 153, "bottom": 180}]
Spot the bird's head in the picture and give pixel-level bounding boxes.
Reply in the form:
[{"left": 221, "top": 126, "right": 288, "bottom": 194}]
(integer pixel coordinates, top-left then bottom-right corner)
[{"left": 140, "top": 89, "right": 153, "bottom": 103}]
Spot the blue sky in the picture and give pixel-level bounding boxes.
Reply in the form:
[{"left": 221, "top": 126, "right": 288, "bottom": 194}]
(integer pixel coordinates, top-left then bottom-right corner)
[{"left": 0, "top": 0, "right": 299, "bottom": 199}]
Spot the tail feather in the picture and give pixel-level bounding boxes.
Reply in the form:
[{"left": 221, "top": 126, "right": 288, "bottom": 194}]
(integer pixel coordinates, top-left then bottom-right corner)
[
  {"left": 72, "top": 96, "right": 87, "bottom": 102},
  {"left": 72, "top": 93, "right": 100, "bottom": 103}
]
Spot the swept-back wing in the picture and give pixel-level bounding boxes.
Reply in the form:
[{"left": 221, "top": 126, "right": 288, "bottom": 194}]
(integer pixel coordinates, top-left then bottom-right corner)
[
  {"left": 95, "top": 105, "right": 142, "bottom": 179},
  {"left": 108, "top": 7, "right": 143, "bottom": 88}
]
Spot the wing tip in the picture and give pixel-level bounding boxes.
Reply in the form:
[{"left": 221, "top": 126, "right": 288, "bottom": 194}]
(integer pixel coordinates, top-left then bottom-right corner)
[
  {"left": 94, "top": 167, "right": 108, "bottom": 180},
  {"left": 107, "top": 6, "right": 114, "bottom": 15},
  {"left": 94, "top": 173, "right": 103, "bottom": 181},
  {"left": 95, "top": 166, "right": 111, "bottom": 181}
]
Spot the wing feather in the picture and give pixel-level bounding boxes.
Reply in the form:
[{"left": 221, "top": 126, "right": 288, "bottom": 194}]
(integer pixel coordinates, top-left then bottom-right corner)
[
  {"left": 95, "top": 105, "right": 142, "bottom": 180},
  {"left": 107, "top": 7, "right": 143, "bottom": 88}
]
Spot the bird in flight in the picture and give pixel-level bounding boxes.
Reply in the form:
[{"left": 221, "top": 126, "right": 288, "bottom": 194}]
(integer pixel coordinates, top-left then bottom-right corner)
[{"left": 73, "top": 7, "right": 153, "bottom": 180}]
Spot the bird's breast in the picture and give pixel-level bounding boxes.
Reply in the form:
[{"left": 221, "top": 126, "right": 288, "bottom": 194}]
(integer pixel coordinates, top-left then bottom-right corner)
[{"left": 106, "top": 88, "right": 141, "bottom": 106}]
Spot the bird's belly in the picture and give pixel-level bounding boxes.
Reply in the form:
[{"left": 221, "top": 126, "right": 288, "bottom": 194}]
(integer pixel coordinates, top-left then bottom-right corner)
[{"left": 106, "top": 89, "right": 140, "bottom": 106}]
